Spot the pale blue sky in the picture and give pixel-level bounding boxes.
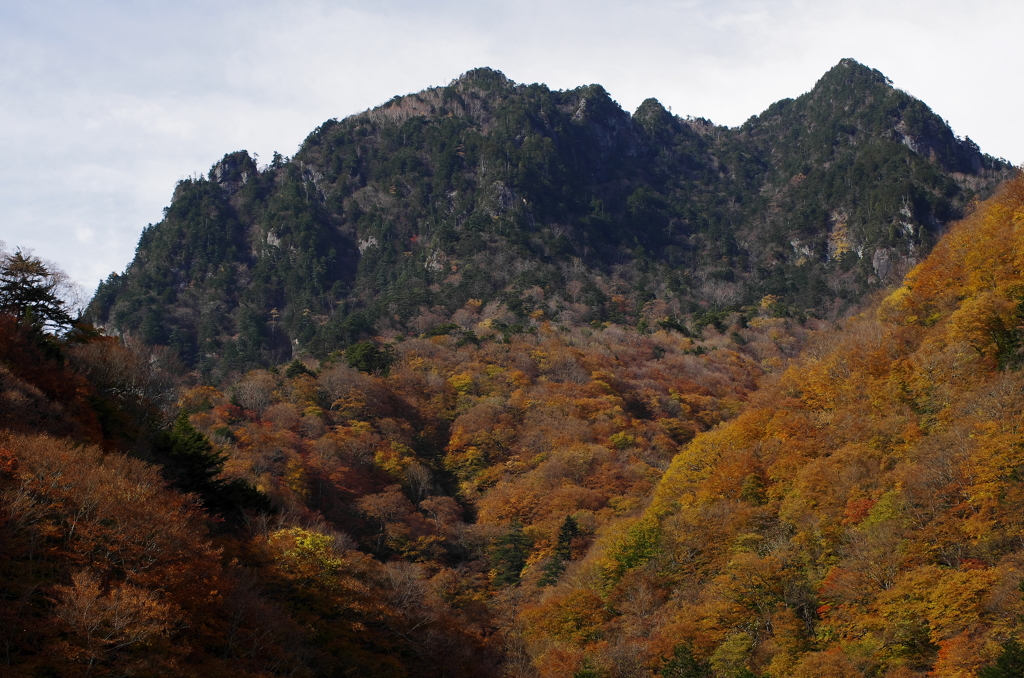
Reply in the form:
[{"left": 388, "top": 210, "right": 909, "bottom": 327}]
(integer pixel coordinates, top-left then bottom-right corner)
[{"left": 2, "top": 0, "right": 1021, "bottom": 294}]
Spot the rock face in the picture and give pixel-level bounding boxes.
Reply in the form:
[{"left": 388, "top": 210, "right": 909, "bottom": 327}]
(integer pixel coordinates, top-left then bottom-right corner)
[
  {"left": 211, "top": 151, "right": 258, "bottom": 195},
  {"left": 87, "top": 60, "right": 1014, "bottom": 377}
]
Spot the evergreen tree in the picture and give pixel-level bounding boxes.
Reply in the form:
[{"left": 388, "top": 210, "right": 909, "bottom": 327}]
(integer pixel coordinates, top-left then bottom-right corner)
[
  {"left": 491, "top": 520, "right": 531, "bottom": 586},
  {"left": 345, "top": 340, "right": 393, "bottom": 375},
  {"left": 284, "top": 359, "right": 313, "bottom": 378},
  {"left": 980, "top": 638, "right": 1024, "bottom": 678},
  {"left": 539, "top": 515, "right": 579, "bottom": 586},
  {"left": 152, "top": 412, "right": 271, "bottom": 517},
  {"left": 155, "top": 412, "right": 226, "bottom": 493},
  {"left": 661, "top": 644, "right": 713, "bottom": 678},
  {"left": 0, "top": 250, "right": 75, "bottom": 333},
  {"left": 573, "top": 662, "right": 601, "bottom": 678}
]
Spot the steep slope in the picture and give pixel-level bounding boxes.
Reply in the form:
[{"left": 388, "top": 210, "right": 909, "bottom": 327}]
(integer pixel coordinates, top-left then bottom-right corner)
[
  {"left": 86, "top": 60, "right": 1011, "bottom": 378},
  {"left": 521, "top": 175, "right": 1024, "bottom": 676},
  {"left": 724, "top": 58, "right": 1008, "bottom": 307}
]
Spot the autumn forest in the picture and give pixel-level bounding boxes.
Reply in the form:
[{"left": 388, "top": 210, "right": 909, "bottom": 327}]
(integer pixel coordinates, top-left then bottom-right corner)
[{"left": 3, "top": 61, "right": 1024, "bottom": 677}]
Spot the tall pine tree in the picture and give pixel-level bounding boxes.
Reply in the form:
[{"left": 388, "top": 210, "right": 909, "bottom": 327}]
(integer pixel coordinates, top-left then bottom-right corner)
[
  {"left": 539, "top": 515, "right": 579, "bottom": 586},
  {"left": 152, "top": 413, "right": 271, "bottom": 517}
]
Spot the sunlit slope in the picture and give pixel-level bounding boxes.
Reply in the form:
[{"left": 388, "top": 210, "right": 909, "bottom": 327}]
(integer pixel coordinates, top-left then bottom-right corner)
[{"left": 540, "top": 175, "right": 1024, "bottom": 676}]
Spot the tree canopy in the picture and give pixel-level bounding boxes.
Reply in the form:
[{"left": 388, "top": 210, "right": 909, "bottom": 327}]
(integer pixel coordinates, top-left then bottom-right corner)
[{"left": 0, "top": 248, "right": 76, "bottom": 333}]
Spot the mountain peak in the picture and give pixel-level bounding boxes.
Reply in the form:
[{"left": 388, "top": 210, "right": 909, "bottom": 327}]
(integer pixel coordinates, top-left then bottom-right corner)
[
  {"left": 813, "top": 57, "right": 894, "bottom": 96},
  {"left": 451, "top": 67, "right": 514, "bottom": 92},
  {"left": 632, "top": 97, "right": 677, "bottom": 138},
  {"left": 89, "top": 62, "right": 1013, "bottom": 376},
  {"left": 208, "top": 151, "right": 257, "bottom": 195}
]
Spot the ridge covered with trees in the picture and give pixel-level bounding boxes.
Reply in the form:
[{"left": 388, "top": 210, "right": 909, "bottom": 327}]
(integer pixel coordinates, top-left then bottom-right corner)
[{"left": 85, "top": 59, "right": 1011, "bottom": 378}]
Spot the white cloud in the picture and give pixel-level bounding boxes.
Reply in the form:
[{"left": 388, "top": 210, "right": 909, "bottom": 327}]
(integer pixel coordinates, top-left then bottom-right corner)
[{"left": 1, "top": 0, "right": 1021, "bottom": 292}]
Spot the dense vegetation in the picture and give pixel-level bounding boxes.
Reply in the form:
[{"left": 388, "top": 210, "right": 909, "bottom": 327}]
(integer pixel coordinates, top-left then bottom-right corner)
[
  {"left": 86, "top": 59, "right": 1011, "bottom": 379},
  {"left": 4, "top": 62, "right": 1024, "bottom": 677},
  {"left": 515, "top": 176, "right": 1024, "bottom": 677},
  {"left": 3, "top": 242, "right": 808, "bottom": 676}
]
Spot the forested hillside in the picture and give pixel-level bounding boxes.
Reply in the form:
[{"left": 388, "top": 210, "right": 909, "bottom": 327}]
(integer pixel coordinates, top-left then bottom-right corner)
[
  {"left": 85, "top": 59, "right": 1011, "bottom": 379},
  {"left": 3, "top": 61, "right": 1023, "bottom": 678},
  {"left": 523, "top": 175, "right": 1024, "bottom": 677},
  {"left": 2, "top": 241, "right": 811, "bottom": 676},
  {"left": 4, "top": 175, "right": 1024, "bottom": 676}
]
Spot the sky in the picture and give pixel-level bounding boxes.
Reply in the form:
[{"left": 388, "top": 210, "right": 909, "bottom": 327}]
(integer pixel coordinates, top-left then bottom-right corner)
[{"left": 2, "top": 0, "right": 1022, "bottom": 296}]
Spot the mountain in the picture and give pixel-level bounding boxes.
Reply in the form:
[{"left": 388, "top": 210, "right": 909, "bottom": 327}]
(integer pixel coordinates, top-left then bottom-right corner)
[
  {"left": 9, "top": 175, "right": 1020, "bottom": 678},
  {"left": 4, "top": 59, "right": 1024, "bottom": 675},
  {"left": 86, "top": 59, "right": 1011, "bottom": 380}
]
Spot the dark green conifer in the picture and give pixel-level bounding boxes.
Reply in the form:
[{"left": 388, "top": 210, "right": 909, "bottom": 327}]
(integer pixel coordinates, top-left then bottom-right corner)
[
  {"left": 156, "top": 412, "right": 226, "bottom": 492},
  {"left": 345, "top": 341, "right": 393, "bottom": 375},
  {"left": 980, "top": 638, "right": 1024, "bottom": 678},
  {"left": 284, "top": 359, "right": 312, "bottom": 378},
  {"left": 153, "top": 412, "right": 271, "bottom": 516},
  {"left": 539, "top": 515, "right": 580, "bottom": 586},
  {"left": 0, "top": 250, "right": 74, "bottom": 333},
  {"left": 660, "top": 644, "right": 712, "bottom": 678},
  {"left": 491, "top": 520, "right": 531, "bottom": 586}
]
